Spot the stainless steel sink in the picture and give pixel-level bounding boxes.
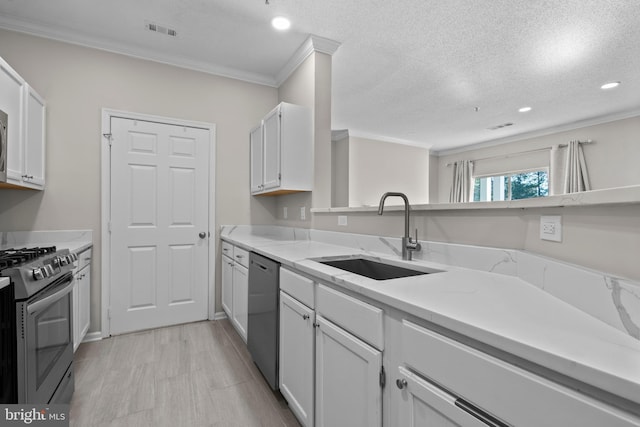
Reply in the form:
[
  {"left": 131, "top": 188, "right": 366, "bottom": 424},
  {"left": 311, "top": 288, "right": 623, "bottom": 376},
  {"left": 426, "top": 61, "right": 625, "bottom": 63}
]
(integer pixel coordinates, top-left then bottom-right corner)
[{"left": 318, "top": 257, "right": 438, "bottom": 281}]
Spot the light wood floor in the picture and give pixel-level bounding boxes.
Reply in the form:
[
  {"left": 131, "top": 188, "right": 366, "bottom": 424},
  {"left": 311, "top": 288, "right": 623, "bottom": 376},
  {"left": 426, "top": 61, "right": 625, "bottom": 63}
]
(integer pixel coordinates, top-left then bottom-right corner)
[{"left": 70, "top": 319, "right": 301, "bottom": 427}]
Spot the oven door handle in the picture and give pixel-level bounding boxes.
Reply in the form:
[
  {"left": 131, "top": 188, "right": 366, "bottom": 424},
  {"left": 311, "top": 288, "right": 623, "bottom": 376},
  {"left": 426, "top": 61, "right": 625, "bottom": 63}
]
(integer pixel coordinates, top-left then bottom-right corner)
[{"left": 27, "top": 278, "right": 74, "bottom": 315}]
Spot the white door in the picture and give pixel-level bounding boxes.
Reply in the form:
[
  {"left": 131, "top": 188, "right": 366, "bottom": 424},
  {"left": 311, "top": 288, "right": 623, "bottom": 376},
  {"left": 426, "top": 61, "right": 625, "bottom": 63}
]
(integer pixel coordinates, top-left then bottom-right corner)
[
  {"left": 315, "top": 315, "right": 382, "bottom": 427},
  {"left": 279, "top": 291, "right": 315, "bottom": 427},
  {"left": 109, "top": 116, "right": 210, "bottom": 335}
]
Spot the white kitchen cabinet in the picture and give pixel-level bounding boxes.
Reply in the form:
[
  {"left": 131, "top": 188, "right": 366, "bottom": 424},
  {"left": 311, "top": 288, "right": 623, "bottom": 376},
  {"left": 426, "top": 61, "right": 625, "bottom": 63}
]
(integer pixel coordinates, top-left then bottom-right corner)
[
  {"left": 250, "top": 102, "right": 312, "bottom": 196},
  {"left": 249, "top": 125, "right": 263, "bottom": 193},
  {"left": 21, "top": 85, "right": 45, "bottom": 189},
  {"left": 221, "top": 253, "right": 234, "bottom": 318},
  {"left": 221, "top": 240, "right": 249, "bottom": 342},
  {"left": 399, "top": 319, "right": 640, "bottom": 427},
  {"left": 315, "top": 314, "right": 382, "bottom": 427},
  {"left": 72, "top": 247, "right": 92, "bottom": 352},
  {"left": 279, "top": 290, "right": 315, "bottom": 427},
  {"left": 0, "top": 56, "right": 45, "bottom": 190},
  {"left": 231, "top": 261, "right": 248, "bottom": 342}
]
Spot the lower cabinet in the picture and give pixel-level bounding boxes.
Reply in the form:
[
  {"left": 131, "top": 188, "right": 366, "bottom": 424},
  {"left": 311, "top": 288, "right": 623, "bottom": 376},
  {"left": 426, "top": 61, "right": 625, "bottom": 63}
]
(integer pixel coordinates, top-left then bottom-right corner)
[
  {"left": 72, "top": 247, "right": 92, "bottom": 352},
  {"left": 315, "top": 314, "right": 382, "bottom": 427},
  {"left": 221, "top": 254, "right": 233, "bottom": 317},
  {"left": 279, "top": 291, "right": 315, "bottom": 426},
  {"left": 231, "top": 261, "right": 248, "bottom": 342},
  {"left": 221, "top": 241, "right": 249, "bottom": 342},
  {"left": 278, "top": 268, "right": 384, "bottom": 427}
]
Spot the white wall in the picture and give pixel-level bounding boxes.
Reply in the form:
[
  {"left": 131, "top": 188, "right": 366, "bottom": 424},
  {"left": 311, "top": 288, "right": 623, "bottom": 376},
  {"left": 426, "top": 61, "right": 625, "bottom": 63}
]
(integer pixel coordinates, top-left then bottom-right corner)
[
  {"left": 348, "top": 136, "right": 430, "bottom": 207},
  {"left": 435, "top": 115, "right": 640, "bottom": 203},
  {"left": 0, "top": 29, "right": 278, "bottom": 331}
]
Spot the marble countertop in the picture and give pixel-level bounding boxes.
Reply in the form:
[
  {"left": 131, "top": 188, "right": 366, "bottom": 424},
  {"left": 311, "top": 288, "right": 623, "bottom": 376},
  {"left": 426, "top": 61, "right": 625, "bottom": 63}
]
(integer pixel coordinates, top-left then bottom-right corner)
[
  {"left": 222, "top": 232, "right": 640, "bottom": 406},
  {"left": 0, "top": 230, "right": 93, "bottom": 255}
]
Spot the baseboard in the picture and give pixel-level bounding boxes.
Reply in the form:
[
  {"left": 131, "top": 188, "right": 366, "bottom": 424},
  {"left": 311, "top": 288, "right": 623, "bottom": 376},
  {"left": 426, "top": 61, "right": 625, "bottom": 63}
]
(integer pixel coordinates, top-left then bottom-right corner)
[
  {"left": 212, "top": 311, "right": 228, "bottom": 320},
  {"left": 82, "top": 331, "right": 103, "bottom": 343}
]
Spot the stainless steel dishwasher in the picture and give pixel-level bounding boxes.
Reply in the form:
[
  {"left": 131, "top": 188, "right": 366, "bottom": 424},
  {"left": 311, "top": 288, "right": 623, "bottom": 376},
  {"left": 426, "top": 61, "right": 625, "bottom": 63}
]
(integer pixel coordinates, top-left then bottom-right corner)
[{"left": 247, "top": 252, "right": 280, "bottom": 390}]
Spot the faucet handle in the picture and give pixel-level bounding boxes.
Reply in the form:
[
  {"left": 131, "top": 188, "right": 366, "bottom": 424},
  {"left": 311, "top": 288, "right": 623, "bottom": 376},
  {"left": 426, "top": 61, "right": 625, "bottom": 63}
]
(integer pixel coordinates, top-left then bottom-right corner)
[{"left": 408, "top": 229, "right": 422, "bottom": 252}]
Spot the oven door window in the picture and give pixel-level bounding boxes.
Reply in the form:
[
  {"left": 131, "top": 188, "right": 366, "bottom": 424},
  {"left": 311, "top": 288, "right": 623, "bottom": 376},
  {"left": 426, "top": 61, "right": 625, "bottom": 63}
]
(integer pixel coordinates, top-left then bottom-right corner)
[{"left": 33, "top": 292, "right": 72, "bottom": 388}]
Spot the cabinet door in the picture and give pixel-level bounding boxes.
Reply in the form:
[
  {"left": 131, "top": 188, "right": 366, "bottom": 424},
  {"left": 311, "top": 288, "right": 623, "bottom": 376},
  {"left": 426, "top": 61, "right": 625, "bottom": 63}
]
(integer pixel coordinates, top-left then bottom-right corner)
[
  {"left": 221, "top": 255, "right": 233, "bottom": 317},
  {"left": 315, "top": 314, "right": 382, "bottom": 427},
  {"left": 249, "top": 125, "right": 263, "bottom": 193},
  {"left": 22, "top": 85, "right": 45, "bottom": 188},
  {"left": 262, "top": 106, "right": 280, "bottom": 191},
  {"left": 396, "top": 367, "right": 487, "bottom": 427},
  {"left": 77, "top": 265, "right": 91, "bottom": 343},
  {"left": 232, "top": 263, "right": 248, "bottom": 342},
  {"left": 279, "top": 291, "right": 315, "bottom": 427},
  {"left": 72, "top": 276, "right": 80, "bottom": 352},
  {"left": 0, "top": 57, "right": 25, "bottom": 183}
]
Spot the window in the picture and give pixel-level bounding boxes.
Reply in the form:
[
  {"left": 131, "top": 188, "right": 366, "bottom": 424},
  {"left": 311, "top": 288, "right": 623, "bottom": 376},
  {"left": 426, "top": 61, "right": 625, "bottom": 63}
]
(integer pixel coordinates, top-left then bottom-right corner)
[{"left": 473, "top": 170, "right": 548, "bottom": 202}]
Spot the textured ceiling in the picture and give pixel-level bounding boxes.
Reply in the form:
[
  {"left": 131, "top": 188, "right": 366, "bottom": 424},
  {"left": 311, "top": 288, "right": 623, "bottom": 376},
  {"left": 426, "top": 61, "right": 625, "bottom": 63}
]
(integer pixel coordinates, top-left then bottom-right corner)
[{"left": 1, "top": 0, "right": 639, "bottom": 152}]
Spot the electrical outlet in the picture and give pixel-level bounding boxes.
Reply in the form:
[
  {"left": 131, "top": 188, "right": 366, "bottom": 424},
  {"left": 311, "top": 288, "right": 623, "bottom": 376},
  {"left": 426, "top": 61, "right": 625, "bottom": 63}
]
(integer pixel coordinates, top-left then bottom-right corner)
[
  {"left": 300, "top": 206, "right": 306, "bottom": 220},
  {"left": 338, "top": 215, "right": 348, "bottom": 226},
  {"left": 283, "top": 207, "right": 288, "bottom": 219},
  {"left": 540, "top": 216, "right": 562, "bottom": 242}
]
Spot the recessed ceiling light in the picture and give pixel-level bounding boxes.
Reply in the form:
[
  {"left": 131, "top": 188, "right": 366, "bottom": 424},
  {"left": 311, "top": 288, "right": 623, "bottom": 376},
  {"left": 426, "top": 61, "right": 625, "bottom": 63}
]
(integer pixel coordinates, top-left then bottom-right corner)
[
  {"left": 271, "top": 16, "right": 291, "bottom": 31},
  {"left": 601, "top": 81, "right": 620, "bottom": 90},
  {"left": 518, "top": 107, "right": 532, "bottom": 113}
]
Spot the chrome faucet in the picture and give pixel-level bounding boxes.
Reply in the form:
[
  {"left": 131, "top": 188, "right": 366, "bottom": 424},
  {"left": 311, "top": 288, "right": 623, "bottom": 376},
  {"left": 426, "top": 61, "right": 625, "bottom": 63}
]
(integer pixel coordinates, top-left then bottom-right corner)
[{"left": 378, "top": 192, "right": 422, "bottom": 260}]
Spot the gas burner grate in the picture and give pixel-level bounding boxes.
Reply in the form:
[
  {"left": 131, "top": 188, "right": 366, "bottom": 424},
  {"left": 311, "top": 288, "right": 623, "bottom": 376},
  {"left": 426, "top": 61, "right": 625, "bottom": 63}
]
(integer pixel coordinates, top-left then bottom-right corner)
[{"left": 0, "top": 246, "right": 57, "bottom": 271}]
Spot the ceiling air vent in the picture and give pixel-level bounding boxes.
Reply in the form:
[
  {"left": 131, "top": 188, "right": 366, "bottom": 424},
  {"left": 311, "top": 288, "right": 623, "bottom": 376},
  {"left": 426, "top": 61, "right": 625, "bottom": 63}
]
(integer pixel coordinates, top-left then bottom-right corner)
[
  {"left": 487, "top": 122, "right": 513, "bottom": 130},
  {"left": 145, "top": 21, "right": 177, "bottom": 37}
]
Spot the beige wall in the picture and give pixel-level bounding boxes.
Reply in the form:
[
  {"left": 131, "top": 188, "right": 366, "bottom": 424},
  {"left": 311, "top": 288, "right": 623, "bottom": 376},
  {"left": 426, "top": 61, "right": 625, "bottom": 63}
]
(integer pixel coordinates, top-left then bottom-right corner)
[
  {"left": 347, "top": 136, "right": 430, "bottom": 207},
  {"left": 435, "top": 115, "right": 640, "bottom": 203},
  {"left": 0, "top": 29, "right": 278, "bottom": 332},
  {"left": 313, "top": 202, "right": 640, "bottom": 282}
]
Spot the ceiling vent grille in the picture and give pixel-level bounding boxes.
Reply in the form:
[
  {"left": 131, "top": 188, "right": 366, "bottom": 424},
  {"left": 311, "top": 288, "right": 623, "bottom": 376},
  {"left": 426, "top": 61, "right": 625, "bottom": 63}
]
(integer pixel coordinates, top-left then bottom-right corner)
[
  {"left": 145, "top": 21, "right": 177, "bottom": 37},
  {"left": 487, "top": 122, "right": 514, "bottom": 130}
]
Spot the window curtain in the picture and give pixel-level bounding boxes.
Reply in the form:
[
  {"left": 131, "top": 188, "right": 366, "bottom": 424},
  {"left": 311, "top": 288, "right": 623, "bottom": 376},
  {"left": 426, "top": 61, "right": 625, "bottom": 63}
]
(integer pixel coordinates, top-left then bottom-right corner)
[
  {"left": 449, "top": 160, "right": 474, "bottom": 203},
  {"left": 563, "top": 140, "right": 591, "bottom": 193}
]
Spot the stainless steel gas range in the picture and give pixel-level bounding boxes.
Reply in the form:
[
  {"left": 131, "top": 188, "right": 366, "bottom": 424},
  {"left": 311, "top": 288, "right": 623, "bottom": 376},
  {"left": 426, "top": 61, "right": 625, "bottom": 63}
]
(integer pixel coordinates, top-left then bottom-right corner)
[{"left": 0, "top": 246, "right": 77, "bottom": 404}]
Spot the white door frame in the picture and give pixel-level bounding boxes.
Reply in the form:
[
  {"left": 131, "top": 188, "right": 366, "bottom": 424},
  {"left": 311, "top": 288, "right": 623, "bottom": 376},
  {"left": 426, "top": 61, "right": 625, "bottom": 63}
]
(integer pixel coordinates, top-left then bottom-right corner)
[{"left": 100, "top": 108, "right": 216, "bottom": 338}]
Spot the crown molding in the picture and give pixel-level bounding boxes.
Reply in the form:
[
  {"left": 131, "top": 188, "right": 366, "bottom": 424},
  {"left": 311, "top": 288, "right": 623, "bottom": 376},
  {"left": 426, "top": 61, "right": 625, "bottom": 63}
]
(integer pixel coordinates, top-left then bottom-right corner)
[
  {"left": 347, "top": 130, "right": 432, "bottom": 150},
  {"left": 434, "top": 108, "right": 640, "bottom": 157},
  {"left": 0, "top": 15, "right": 277, "bottom": 87},
  {"left": 274, "top": 34, "right": 341, "bottom": 87}
]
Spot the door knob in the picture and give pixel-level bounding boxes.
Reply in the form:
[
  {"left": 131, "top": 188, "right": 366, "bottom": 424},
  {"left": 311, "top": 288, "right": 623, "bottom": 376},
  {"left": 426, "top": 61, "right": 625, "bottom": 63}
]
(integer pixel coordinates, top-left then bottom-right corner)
[
  {"left": 396, "top": 378, "right": 408, "bottom": 389},
  {"left": 199, "top": 232, "right": 207, "bottom": 239}
]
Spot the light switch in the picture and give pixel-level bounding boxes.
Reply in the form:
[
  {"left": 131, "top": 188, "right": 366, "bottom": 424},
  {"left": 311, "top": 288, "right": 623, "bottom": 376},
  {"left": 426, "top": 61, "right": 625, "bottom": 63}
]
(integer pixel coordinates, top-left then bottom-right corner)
[
  {"left": 300, "top": 206, "right": 306, "bottom": 220},
  {"left": 338, "top": 215, "right": 348, "bottom": 226},
  {"left": 283, "top": 207, "right": 288, "bottom": 219},
  {"left": 540, "top": 215, "right": 562, "bottom": 242}
]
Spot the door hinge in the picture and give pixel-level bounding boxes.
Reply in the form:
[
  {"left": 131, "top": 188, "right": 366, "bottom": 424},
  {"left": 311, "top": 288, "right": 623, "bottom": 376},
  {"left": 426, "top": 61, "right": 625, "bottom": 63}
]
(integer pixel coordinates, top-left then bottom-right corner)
[
  {"left": 108, "top": 222, "right": 112, "bottom": 233},
  {"left": 103, "top": 133, "right": 113, "bottom": 146},
  {"left": 278, "top": 173, "right": 281, "bottom": 181},
  {"left": 107, "top": 308, "right": 111, "bottom": 319},
  {"left": 379, "top": 365, "right": 386, "bottom": 388}
]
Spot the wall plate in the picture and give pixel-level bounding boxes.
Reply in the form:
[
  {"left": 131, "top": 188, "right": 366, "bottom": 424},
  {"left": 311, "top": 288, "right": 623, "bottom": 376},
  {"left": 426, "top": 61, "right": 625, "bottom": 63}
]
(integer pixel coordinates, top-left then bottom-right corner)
[{"left": 540, "top": 215, "right": 562, "bottom": 242}]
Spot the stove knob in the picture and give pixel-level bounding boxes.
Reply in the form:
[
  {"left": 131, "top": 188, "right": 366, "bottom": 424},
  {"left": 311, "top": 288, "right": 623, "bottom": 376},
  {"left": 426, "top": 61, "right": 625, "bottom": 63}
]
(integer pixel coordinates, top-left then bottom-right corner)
[
  {"left": 69, "top": 253, "right": 78, "bottom": 263},
  {"left": 59, "top": 256, "right": 69, "bottom": 266},
  {"left": 45, "top": 265, "right": 55, "bottom": 276},
  {"left": 32, "top": 268, "right": 45, "bottom": 280}
]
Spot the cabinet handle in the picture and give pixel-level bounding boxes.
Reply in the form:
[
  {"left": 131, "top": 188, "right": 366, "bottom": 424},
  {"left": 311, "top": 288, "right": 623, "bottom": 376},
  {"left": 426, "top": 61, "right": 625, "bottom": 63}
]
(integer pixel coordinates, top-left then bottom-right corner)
[
  {"left": 302, "top": 314, "right": 309, "bottom": 320},
  {"left": 396, "top": 378, "right": 407, "bottom": 389}
]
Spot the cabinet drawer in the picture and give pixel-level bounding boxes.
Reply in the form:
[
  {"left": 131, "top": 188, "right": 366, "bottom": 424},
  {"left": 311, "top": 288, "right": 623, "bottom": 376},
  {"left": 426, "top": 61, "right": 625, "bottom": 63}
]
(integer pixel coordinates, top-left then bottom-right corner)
[
  {"left": 221, "top": 241, "right": 234, "bottom": 258},
  {"left": 233, "top": 246, "right": 249, "bottom": 268},
  {"left": 402, "top": 320, "right": 640, "bottom": 427},
  {"left": 280, "top": 268, "right": 315, "bottom": 308},
  {"left": 76, "top": 248, "right": 92, "bottom": 270},
  {"left": 317, "top": 284, "right": 383, "bottom": 350}
]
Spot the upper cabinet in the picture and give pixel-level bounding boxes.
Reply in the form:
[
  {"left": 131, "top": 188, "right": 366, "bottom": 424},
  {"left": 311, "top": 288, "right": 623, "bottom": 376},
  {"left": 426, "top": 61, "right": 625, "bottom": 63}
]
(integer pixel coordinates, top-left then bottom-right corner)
[
  {"left": 0, "top": 56, "right": 46, "bottom": 190},
  {"left": 250, "top": 102, "right": 312, "bottom": 196}
]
